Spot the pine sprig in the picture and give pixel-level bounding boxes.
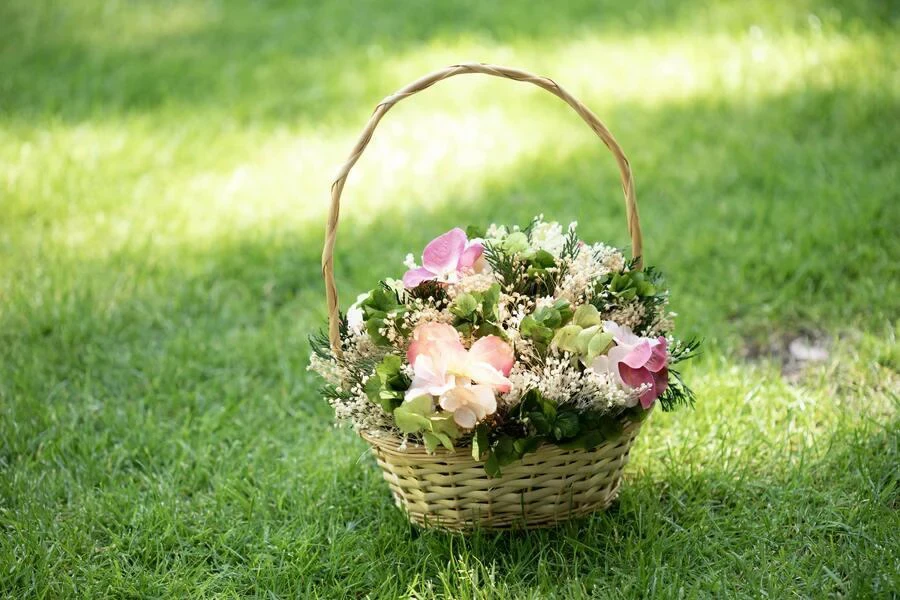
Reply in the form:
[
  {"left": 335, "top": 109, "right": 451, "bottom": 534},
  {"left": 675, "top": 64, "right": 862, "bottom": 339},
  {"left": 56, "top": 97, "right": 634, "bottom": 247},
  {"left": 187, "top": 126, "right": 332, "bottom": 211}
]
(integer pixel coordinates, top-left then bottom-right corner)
[
  {"left": 552, "top": 227, "right": 581, "bottom": 290},
  {"left": 321, "top": 383, "right": 351, "bottom": 404},
  {"left": 561, "top": 227, "right": 580, "bottom": 261},
  {"left": 523, "top": 216, "right": 542, "bottom": 241},
  {"left": 483, "top": 241, "right": 530, "bottom": 294},
  {"left": 669, "top": 336, "right": 702, "bottom": 365},
  {"left": 657, "top": 367, "right": 696, "bottom": 411},
  {"left": 308, "top": 316, "right": 346, "bottom": 361}
]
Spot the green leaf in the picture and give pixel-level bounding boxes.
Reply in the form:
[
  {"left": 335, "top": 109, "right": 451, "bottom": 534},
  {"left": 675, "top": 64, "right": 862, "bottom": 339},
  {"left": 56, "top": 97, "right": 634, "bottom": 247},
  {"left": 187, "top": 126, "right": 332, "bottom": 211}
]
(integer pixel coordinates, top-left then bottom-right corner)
[
  {"left": 628, "top": 406, "right": 652, "bottom": 422},
  {"left": 455, "top": 322, "right": 473, "bottom": 336},
  {"left": 522, "top": 315, "right": 555, "bottom": 345},
  {"left": 586, "top": 332, "right": 614, "bottom": 363},
  {"left": 513, "top": 436, "right": 541, "bottom": 457},
  {"left": 472, "top": 423, "right": 490, "bottom": 460},
  {"left": 556, "top": 429, "right": 605, "bottom": 450},
  {"left": 375, "top": 354, "right": 402, "bottom": 380},
  {"left": 532, "top": 325, "right": 554, "bottom": 346},
  {"left": 484, "top": 452, "right": 502, "bottom": 478},
  {"left": 552, "top": 324, "right": 583, "bottom": 354},
  {"left": 553, "top": 299, "right": 574, "bottom": 325},
  {"left": 429, "top": 414, "right": 460, "bottom": 439},
  {"left": 574, "top": 325, "right": 599, "bottom": 355},
  {"left": 501, "top": 231, "right": 530, "bottom": 254},
  {"left": 423, "top": 431, "right": 454, "bottom": 453},
  {"left": 466, "top": 225, "right": 486, "bottom": 239},
  {"left": 531, "top": 249, "right": 556, "bottom": 268},
  {"left": 481, "top": 283, "right": 500, "bottom": 313},
  {"left": 553, "top": 411, "right": 581, "bottom": 440},
  {"left": 393, "top": 396, "right": 433, "bottom": 434},
  {"left": 539, "top": 396, "right": 558, "bottom": 422},
  {"left": 450, "top": 293, "right": 478, "bottom": 318},
  {"left": 520, "top": 315, "right": 538, "bottom": 336},
  {"left": 533, "top": 306, "right": 561, "bottom": 329},
  {"left": 573, "top": 304, "right": 602, "bottom": 328},
  {"left": 528, "top": 411, "right": 552, "bottom": 435},
  {"left": 525, "top": 265, "right": 548, "bottom": 279},
  {"left": 365, "top": 318, "right": 389, "bottom": 346},
  {"left": 363, "top": 373, "right": 387, "bottom": 409},
  {"left": 493, "top": 437, "right": 519, "bottom": 466},
  {"left": 598, "top": 416, "right": 624, "bottom": 441},
  {"left": 474, "top": 323, "right": 503, "bottom": 338},
  {"left": 422, "top": 432, "right": 440, "bottom": 453}
]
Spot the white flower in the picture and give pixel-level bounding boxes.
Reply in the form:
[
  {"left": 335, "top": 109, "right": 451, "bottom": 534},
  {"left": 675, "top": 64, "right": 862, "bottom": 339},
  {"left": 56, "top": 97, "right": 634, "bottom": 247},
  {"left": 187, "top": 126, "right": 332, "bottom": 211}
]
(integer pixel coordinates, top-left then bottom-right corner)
[
  {"left": 383, "top": 278, "right": 405, "bottom": 295},
  {"left": 485, "top": 224, "right": 508, "bottom": 239},
  {"left": 530, "top": 220, "right": 567, "bottom": 256},
  {"left": 346, "top": 292, "right": 370, "bottom": 334}
]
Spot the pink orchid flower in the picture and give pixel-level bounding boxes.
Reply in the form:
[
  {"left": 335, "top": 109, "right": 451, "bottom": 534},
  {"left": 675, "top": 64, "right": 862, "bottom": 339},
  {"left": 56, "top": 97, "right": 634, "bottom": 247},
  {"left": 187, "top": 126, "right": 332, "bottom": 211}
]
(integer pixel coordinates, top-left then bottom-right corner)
[
  {"left": 404, "top": 322, "right": 514, "bottom": 428},
  {"left": 591, "top": 321, "right": 668, "bottom": 409},
  {"left": 403, "top": 228, "right": 484, "bottom": 288}
]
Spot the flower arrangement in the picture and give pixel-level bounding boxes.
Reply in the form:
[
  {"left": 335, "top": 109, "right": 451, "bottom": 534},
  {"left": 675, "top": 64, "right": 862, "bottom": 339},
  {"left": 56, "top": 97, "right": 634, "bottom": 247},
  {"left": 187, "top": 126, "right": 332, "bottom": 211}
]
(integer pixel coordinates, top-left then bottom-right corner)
[{"left": 310, "top": 216, "right": 699, "bottom": 476}]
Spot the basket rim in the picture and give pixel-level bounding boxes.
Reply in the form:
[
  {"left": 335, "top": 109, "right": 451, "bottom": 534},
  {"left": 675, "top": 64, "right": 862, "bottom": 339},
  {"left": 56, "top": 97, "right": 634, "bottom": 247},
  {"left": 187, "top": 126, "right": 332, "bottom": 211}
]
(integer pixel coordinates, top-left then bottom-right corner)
[{"left": 358, "top": 414, "right": 645, "bottom": 463}]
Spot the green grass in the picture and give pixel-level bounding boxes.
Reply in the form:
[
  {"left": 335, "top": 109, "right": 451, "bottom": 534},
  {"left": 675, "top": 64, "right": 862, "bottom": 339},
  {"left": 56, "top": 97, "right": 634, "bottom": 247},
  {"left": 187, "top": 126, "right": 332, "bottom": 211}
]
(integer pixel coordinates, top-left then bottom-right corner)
[{"left": 1, "top": 0, "right": 898, "bottom": 597}]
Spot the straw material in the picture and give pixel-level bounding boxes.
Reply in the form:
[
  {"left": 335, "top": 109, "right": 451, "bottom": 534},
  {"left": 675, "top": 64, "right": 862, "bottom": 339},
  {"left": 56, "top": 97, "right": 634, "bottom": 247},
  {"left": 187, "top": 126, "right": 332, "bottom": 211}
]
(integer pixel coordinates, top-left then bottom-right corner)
[
  {"left": 324, "top": 64, "right": 649, "bottom": 530},
  {"left": 361, "top": 417, "right": 645, "bottom": 531}
]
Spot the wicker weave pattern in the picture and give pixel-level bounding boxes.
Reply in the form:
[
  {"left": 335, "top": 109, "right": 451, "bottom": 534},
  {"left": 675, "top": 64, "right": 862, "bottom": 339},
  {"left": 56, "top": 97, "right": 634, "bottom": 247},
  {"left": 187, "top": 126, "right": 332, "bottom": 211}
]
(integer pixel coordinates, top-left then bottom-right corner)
[{"left": 361, "top": 418, "right": 644, "bottom": 531}]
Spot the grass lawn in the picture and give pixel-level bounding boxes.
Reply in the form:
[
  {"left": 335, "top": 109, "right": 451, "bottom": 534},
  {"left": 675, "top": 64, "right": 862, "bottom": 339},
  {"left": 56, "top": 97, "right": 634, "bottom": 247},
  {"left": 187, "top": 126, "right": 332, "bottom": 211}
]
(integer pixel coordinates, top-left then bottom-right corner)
[{"left": 1, "top": 0, "right": 898, "bottom": 597}]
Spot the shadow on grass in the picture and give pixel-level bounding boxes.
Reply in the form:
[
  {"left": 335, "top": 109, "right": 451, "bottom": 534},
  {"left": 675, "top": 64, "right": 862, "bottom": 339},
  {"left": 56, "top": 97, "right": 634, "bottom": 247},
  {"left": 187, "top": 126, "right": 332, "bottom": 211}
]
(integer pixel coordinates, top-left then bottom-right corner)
[
  {"left": 323, "top": 418, "right": 897, "bottom": 597},
  {"left": 1, "top": 0, "right": 896, "bottom": 125},
  {"left": 6, "top": 81, "right": 895, "bottom": 354}
]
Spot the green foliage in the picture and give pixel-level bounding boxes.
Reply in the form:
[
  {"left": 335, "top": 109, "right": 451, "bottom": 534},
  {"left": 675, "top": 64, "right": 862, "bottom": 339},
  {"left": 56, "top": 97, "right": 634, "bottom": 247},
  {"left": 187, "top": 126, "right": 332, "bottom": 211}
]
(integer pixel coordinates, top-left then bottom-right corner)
[
  {"left": 501, "top": 231, "right": 530, "bottom": 254},
  {"left": 607, "top": 270, "right": 658, "bottom": 301},
  {"left": 357, "top": 286, "right": 407, "bottom": 346},
  {"left": 363, "top": 355, "right": 409, "bottom": 413},
  {"left": 448, "top": 283, "right": 503, "bottom": 337},
  {"left": 393, "top": 396, "right": 461, "bottom": 452},
  {"left": 552, "top": 304, "right": 614, "bottom": 364},
  {"left": 479, "top": 390, "right": 635, "bottom": 476},
  {"left": 520, "top": 299, "right": 574, "bottom": 350},
  {"left": 483, "top": 230, "right": 567, "bottom": 296},
  {"left": 657, "top": 366, "right": 696, "bottom": 412},
  {"left": 465, "top": 224, "right": 486, "bottom": 239}
]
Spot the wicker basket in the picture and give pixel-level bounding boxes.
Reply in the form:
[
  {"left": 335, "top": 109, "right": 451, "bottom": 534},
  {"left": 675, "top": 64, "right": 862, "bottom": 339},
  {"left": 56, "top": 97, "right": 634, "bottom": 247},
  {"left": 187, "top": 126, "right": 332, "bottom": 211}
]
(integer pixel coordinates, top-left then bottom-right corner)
[
  {"left": 361, "top": 419, "right": 645, "bottom": 531},
  {"left": 321, "top": 63, "right": 648, "bottom": 531}
]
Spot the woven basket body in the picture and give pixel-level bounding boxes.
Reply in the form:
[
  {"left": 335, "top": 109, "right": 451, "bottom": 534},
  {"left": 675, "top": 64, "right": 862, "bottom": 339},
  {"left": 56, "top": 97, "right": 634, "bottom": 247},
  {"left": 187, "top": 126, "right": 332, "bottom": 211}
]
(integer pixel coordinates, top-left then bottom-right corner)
[{"left": 361, "top": 418, "right": 645, "bottom": 531}]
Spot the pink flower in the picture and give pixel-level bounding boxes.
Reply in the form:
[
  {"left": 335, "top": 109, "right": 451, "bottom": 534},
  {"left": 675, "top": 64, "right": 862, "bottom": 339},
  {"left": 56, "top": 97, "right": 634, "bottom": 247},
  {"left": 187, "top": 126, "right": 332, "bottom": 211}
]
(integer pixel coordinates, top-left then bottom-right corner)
[
  {"left": 591, "top": 321, "right": 668, "bottom": 409},
  {"left": 404, "top": 322, "right": 514, "bottom": 428},
  {"left": 439, "top": 386, "right": 497, "bottom": 429},
  {"left": 402, "top": 228, "right": 484, "bottom": 288}
]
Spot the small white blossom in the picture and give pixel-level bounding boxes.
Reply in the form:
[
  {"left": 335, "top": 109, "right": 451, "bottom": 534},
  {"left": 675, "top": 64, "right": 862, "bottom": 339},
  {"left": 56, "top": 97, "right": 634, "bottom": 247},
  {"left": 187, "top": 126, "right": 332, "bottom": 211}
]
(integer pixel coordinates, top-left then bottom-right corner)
[{"left": 530, "top": 220, "right": 567, "bottom": 256}]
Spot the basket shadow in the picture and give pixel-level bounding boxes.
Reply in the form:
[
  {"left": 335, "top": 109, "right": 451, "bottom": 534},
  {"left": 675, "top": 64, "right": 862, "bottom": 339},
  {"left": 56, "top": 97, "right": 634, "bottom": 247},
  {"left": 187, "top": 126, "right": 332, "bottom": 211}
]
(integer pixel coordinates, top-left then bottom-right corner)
[{"left": 343, "top": 419, "right": 896, "bottom": 595}]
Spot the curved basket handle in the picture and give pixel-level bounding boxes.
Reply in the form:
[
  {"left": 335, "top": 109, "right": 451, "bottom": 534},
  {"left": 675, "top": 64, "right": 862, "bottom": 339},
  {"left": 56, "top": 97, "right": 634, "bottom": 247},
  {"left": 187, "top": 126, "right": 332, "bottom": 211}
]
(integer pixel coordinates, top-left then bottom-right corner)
[{"left": 322, "top": 63, "right": 643, "bottom": 353}]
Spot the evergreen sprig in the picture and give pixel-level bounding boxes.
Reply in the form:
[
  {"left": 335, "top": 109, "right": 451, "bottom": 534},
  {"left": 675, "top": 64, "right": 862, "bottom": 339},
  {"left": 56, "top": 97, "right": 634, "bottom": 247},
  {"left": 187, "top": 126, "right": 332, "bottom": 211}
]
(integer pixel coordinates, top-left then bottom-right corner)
[
  {"left": 483, "top": 241, "right": 528, "bottom": 294},
  {"left": 657, "top": 367, "right": 696, "bottom": 411},
  {"left": 669, "top": 336, "right": 702, "bottom": 365}
]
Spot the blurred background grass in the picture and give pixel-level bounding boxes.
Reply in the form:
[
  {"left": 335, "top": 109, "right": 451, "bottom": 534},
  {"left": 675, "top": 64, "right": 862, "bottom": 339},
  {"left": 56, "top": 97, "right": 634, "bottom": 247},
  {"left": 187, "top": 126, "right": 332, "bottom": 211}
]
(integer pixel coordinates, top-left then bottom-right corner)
[{"left": 1, "top": 1, "right": 898, "bottom": 598}]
